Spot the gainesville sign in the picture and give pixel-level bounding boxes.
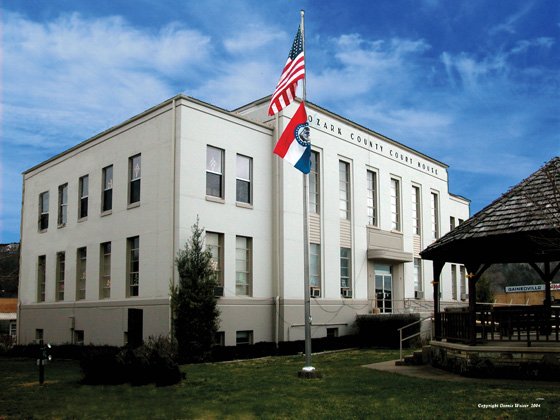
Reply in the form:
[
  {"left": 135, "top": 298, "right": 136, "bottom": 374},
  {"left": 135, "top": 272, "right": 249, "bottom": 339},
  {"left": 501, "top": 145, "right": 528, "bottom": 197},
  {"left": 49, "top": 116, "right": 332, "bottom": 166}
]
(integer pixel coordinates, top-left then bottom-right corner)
[{"left": 505, "top": 284, "right": 560, "bottom": 293}]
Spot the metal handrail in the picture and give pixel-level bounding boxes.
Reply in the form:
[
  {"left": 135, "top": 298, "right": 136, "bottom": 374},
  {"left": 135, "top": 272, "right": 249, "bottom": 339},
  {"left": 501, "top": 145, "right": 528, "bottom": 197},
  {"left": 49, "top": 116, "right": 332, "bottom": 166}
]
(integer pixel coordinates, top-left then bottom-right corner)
[{"left": 398, "top": 316, "right": 434, "bottom": 361}]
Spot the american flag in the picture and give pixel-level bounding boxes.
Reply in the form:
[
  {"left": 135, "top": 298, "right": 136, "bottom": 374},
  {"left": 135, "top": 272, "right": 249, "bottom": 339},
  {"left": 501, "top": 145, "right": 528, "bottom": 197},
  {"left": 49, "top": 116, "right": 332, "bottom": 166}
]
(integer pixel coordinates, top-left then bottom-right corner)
[{"left": 268, "top": 26, "right": 305, "bottom": 116}]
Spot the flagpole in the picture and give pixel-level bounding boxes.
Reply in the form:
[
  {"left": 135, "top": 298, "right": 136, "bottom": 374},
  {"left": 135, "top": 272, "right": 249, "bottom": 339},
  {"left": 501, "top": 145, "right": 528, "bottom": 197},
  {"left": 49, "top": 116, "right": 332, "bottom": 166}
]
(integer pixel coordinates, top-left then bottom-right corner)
[{"left": 299, "top": 8, "right": 315, "bottom": 376}]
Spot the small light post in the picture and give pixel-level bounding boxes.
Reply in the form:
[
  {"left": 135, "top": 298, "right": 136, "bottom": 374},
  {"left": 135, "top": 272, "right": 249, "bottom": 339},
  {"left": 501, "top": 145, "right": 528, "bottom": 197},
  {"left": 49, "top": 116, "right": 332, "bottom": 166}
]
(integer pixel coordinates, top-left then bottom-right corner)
[{"left": 38, "top": 341, "right": 52, "bottom": 385}]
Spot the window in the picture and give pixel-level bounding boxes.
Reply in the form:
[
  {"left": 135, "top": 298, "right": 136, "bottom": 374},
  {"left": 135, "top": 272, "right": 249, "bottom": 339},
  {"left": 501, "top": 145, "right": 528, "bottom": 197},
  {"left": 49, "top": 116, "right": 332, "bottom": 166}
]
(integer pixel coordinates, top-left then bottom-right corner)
[
  {"left": 235, "top": 236, "right": 252, "bottom": 296},
  {"left": 214, "top": 331, "right": 225, "bottom": 346},
  {"left": 390, "top": 178, "right": 401, "bottom": 231},
  {"left": 339, "top": 161, "right": 351, "bottom": 220},
  {"left": 102, "top": 165, "right": 113, "bottom": 212},
  {"left": 58, "top": 183, "right": 68, "bottom": 226},
  {"left": 56, "top": 252, "right": 65, "bottom": 301},
  {"left": 37, "top": 255, "right": 46, "bottom": 302},
  {"left": 74, "top": 330, "right": 84, "bottom": 345},
  {"left": 460, "top": 265, "right": 466, "bottom": 300},
  {"left": 450, "top": 216, "right": 456, "bottom": 231},
  {"left": 412, "top": 186, "right": 421, "bottom": 235},
  {"left": 367, "top": 170, "right": 377, "bottom": 226},
  {"left": 9, "top": 322, "right": 16, "bottom": 338},
  {"left": 38, "top": 192, "right": 49, "bottom": 231},
  {"left": 326, "top": 327, "right": 339, "bottom": 338},
  {"left": 35, "top": 329, "right": 44, "bottom": 344},
  {"left": 451, "top": 265, "right": 458, "bottom": 300},
  {"left": 78, "top": 175, "right": 89, "bottom": 219},
  {"left": 236, "top": 330, "right": 253, "bottom": 345},
  {"left": 458, "top": 218, "right": 465, "bottom": 225},
  {"left": 129, "top": 154, "right": 141, "bottom": 205},
  {"left": 100, "top": 242, "right": 111, "bottom": 299},
  {"left": 413, "top": 258, "right": 423, "bottom": 293},
  {"left": 206, "top": 232, "right": 224, "bottom": 296},
  {"left": 76, "top": 247, "right": 87, "bottom": 300},
  {"left": 236, "top": 154, "right": 252, "bottom": 204},
  {"left": 340, "top": 247, "right": 352, "bottom": 297},
  {"left": 309, "top": 151, "right": 320, "bottom": 214},
  {"left": 431, "top": 192, "right": 440, "bottom": 240},
  {"left": 206, "top": 146, "right": 224, "bottom": 198},
  {"left": 310, "top": 243, "right": 321, "bottom": 296},
  {"left": 127, "top": 236, "right": 140, "bottom": 297}
]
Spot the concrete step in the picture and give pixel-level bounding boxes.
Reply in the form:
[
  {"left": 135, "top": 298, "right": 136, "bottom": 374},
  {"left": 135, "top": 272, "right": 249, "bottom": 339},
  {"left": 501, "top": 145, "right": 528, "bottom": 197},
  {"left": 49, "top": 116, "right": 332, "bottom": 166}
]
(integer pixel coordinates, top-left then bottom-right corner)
[{"left": 395, "top": 345, "right": 432, "bottom": 366}]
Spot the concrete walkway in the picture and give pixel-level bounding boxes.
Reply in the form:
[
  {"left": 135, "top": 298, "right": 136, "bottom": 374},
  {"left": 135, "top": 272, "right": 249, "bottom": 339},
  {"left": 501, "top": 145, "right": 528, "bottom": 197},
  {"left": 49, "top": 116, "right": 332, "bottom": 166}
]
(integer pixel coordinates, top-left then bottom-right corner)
[{"left": 363, "top": 360, "right": 560, "bottom": 386}]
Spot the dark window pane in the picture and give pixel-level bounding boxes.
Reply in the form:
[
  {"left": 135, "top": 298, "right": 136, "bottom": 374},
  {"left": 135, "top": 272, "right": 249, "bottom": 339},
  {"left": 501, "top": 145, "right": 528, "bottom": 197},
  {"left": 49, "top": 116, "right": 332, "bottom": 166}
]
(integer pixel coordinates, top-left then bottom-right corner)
[
  {"left": 206, "top": 173, "right": 222, "bottom": 197},
  {"left": 103, "top": 190, "right": 112, "bottom": 212},
  {"left": 130, "top": 179, "right": 141, "bottom": 203},
  {"left": 236, "top": 180, "right": 250, "bottom": 203}
]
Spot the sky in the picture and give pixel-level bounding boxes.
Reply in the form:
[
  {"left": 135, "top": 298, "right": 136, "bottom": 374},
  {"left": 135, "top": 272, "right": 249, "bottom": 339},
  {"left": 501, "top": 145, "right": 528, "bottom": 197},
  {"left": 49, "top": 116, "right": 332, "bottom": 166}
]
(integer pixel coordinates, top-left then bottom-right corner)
[{"left": 1, "top": 0, "right": 559, "bottom": 243}]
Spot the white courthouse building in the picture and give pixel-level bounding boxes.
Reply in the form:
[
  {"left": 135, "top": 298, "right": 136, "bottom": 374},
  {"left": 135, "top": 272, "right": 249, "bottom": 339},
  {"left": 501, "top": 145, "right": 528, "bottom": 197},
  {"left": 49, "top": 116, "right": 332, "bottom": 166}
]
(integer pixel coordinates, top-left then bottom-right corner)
[{"left": 18, "top": 95, "right": 469, "bottom": 346}]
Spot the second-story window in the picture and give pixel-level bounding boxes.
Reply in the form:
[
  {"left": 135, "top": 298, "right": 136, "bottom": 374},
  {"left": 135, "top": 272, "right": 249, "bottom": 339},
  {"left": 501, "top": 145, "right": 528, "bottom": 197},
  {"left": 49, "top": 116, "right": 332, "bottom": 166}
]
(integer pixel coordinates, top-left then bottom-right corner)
[
  {"left": 236, "top": 154, "right": 252, "bottom": 204},
  {"left": 102, "top": 165, "right": 113, "bottom": 213},
  {"left": 127, "top": 236, "right": 140, "bottom": 297},
  {"left": 58, "top": 183, "right": 68, "bottom": 227},
  {"left": 431, "top": 192, "right": 440, "bottom": 240},
  {"left": 38, "top": 191, "right": 49, "bottom": 231},
  {"left": 309, "top": 151, "right": 320, "bottom": 214},
  {"left": 367, "top": 170, "right": 377, "bottom": 226},
  {"left": 206, "top": 146, "right": 224, "bottom": 199},
  {"left": 56, "top": 251, "right": 65, "bottom": 301},
  {"left": 412, "top": 185, "right": 421, "bottom": 235},
  {"left": 339, "top": 161, "right": 350, "bottom": 220},
  {"left": 129, "top": 154, "right": 141, "bottom": 205},
  {"left": 390, "top": 178, "right": 401, "bottom": 231},
  {"left": 79, "top": 175, "right": 89, "bottom": 219}
]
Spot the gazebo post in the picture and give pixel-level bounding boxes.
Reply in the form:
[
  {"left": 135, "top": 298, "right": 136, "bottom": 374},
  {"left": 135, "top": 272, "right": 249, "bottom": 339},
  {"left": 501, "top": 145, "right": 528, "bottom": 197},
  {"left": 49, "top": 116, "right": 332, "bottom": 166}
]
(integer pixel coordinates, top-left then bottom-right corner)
[
  {"left": 467, "top": 271, "right": 478, "bottom": 345},
  {"left": 432, "top": 260, "right": 444, "bottom": 340}
]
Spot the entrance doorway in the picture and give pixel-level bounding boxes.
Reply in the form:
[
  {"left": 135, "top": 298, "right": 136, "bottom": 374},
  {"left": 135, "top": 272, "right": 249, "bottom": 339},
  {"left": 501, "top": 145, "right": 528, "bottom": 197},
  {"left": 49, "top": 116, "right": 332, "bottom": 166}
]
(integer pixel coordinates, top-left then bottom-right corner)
[{"left": 375, "top": 264, "right": 393, "bottom": 313}]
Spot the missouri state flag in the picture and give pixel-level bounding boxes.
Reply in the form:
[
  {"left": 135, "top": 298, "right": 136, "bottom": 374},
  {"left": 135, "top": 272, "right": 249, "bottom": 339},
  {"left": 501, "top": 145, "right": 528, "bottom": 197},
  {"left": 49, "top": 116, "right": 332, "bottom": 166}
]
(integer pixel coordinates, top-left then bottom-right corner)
[{"left": 273, "top": 102, "right": 311, "bottom": 174}]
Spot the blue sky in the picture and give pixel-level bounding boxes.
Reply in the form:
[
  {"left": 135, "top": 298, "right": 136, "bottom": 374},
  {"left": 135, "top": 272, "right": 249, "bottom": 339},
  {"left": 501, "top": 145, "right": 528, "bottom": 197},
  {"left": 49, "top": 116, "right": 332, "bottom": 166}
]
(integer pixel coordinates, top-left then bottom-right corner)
[{"left": 1, "top": 0, "right": 559, "bottom": 243}]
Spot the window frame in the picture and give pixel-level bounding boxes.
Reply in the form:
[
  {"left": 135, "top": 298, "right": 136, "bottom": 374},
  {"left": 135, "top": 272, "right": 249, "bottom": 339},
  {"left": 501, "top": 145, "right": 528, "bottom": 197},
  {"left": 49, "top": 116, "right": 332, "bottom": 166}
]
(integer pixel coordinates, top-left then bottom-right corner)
[
  {"left": 431, "top": 191, "right": 440, "bottom": 240},
  {"left": 340, "top": 247, "right": 352, "bottom": 297},
  {"left": 206, "top": 232, "right": 224, "bottom": 296},
  {"left": 127, "top": 236, "right": 140, "bottom": 297},
  {"left": 102, "top": 165, "right": 113, "bottom": 213},
  {"left": 309, "top": 243, "right": 321, "bottom": 296},
  {"left": 38, "top": 191, "right": 49, "bottom": 231},
  {"left": 309, "top": 150, "right": 321, "bottom": 214},
  {"left": 339, "top": 160, "right": 351, "bottom": 220},
  {"left": 206, "top": 146, "right": 225, "bottom": 199},
  {"left": 235, "top": 154, "right": 252, "bottom": 205},
  {"left": 412, "top": 185, "right": 421, "bottom": 235},
  {"left": 390, "top": 178, "right": 401, "bottom": 231},
  {"left": 56, "top": 251, "right": 65, "bottom": 301},
  {"left": 128, "top": 154, "right": 141, "bottom": 205},
  {"left": 100, "top": 242, "right": 111, "bottom": 299},
  {"left": 78, "top": 175, "right": 89, "bottom": 220},
  {"left": 57, "top": 183, "right": 68, "bottom": 227},
  {"left": 235, "top": 236, "right": 252, "bottom": 296},
  {"left": 37, "top": 255, "right": 46, "bottom": 302},
  {"left": 76, "top": 247, "right": 87, "bottom": 300},
  {"left": 367, "top": 169, "right": 378, "bottom": 226}
]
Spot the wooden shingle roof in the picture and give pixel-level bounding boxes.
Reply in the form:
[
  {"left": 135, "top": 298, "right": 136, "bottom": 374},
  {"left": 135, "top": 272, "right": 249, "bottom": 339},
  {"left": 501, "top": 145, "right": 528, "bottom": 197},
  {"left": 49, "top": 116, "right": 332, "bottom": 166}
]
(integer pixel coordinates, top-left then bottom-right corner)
[{"left": 421, "top": 157, "right": 560, "bottom": 264}]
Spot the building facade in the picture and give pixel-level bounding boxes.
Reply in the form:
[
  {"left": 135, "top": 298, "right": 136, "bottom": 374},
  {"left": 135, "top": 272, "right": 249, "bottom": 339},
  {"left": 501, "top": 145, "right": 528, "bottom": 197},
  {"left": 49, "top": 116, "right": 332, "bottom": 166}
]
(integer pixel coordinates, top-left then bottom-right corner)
[{"left": 18, "top": 95, "right": 469, "bottom": 346}]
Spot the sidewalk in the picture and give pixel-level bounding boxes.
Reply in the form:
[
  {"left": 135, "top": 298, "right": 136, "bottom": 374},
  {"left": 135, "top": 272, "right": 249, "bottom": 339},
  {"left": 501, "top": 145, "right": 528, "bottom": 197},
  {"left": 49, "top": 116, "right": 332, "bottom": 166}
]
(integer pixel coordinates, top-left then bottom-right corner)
[{"left": 363, "top": 360, "right": 560, "bottom": 386}]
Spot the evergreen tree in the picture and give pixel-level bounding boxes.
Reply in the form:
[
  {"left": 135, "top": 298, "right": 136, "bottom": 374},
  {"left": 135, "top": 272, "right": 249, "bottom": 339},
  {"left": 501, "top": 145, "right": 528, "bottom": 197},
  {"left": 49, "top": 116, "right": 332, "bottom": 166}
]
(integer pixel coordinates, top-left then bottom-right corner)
[{"left": 171, "top": 220, "right": 219, "bottom": 363}]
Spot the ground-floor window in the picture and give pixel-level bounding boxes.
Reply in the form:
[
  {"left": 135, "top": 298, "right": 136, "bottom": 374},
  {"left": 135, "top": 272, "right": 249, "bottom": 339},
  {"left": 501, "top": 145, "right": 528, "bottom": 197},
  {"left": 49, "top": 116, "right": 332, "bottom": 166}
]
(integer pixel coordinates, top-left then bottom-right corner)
[{"left": 236, "top": 330, "right": 253, "bottom": 345}]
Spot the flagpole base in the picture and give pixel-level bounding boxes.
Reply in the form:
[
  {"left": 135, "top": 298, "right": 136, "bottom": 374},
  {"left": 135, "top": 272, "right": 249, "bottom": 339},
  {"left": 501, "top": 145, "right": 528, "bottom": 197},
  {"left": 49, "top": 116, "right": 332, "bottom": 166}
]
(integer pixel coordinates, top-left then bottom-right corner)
[{"left": 298, "top": 366, "right": 322, "bottom": 379}]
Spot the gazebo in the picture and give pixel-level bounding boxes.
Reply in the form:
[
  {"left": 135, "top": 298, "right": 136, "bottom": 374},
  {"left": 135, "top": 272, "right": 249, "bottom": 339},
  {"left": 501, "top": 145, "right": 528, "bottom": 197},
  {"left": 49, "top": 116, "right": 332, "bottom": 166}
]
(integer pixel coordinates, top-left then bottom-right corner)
[{"left": 420, "top": 157, "right": 560, "bottom": 375}]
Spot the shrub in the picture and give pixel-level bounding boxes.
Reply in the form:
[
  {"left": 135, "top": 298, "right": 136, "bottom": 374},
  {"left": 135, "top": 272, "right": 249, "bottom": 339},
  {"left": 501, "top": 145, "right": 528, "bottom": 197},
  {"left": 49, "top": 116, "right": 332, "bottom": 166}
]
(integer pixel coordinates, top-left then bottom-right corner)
[
  {"left": 80, "top": 346, "right": 125, "bottom": 385},
  {"left": 355, "top": 314, "right": 420, "bottom": 348},
  {"left": 81, "top": 337, "right": 182, "bottom": 386}
]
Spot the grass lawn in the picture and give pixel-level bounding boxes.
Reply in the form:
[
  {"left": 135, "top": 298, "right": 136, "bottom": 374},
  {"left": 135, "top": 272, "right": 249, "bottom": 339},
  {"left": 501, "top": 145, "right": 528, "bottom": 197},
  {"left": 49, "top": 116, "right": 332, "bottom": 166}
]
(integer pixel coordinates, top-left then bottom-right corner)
[{"left": 1, "top": 348, "right": 558, "bottom": 419}]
